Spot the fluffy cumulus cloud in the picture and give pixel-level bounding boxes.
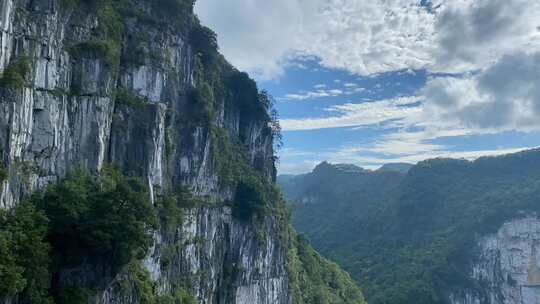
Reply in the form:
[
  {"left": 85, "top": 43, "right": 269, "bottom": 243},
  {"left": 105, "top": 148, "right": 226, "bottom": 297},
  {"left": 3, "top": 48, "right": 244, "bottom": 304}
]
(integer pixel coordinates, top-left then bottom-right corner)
[
  {"left": 433, "top": 0, "right": 540, "bottom": 72},
  {"left": 299, "top": 0, "right": 437, "bottom": 75},
  {"left": 195, "top": 0, "right": 436, "bottom": 78},
  {"left": 270, "top": 0, "right": 540, "bottom": 131},
  {"left": 196, "top": 0, "right": 540, "bottom": 78},
  {"left": 423, "top": 52, "right": 540, "bottom": 130}
]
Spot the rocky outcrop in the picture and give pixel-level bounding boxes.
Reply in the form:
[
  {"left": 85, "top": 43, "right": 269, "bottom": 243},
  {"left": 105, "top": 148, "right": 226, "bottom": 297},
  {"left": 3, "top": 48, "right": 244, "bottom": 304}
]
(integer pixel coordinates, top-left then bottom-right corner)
[
  {"left": 451, "top": 217, "right": 540, "bottom": 304},
  {"left": 0, "top": 0, "right": 284, "bottom": 303}
]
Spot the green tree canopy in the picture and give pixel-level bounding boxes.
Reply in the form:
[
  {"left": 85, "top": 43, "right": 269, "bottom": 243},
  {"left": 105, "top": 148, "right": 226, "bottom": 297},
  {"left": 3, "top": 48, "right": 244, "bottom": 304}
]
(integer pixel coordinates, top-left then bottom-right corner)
[{"left": 33, "top": 166, "right": 157, "bottom": 270}]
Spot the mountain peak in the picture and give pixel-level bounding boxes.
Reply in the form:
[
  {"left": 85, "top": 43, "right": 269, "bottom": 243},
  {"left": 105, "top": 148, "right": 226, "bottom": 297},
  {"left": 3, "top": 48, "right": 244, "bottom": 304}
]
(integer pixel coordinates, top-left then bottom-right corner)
[
  {"left": 313, "top": 161, "right": 364, "bottom": 174},
  {"left": 378, "top": 163, "right": 414, "bottom": 174}
]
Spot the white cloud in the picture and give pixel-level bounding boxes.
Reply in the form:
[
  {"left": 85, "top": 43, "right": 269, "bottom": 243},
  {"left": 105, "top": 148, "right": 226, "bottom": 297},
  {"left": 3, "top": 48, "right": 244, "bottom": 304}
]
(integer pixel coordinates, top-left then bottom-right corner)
[
  {"left": 422, "top": 52, "right": 540, "bottom": 130},
  {"left": 280, "top": 96, "right": 421, "bottom": 130},
  {"left": 363, "top": 139, "right": 446, "bottom": 156},
  {"left": 278, "top": 83, "right": 540, "bottom": 173},
  {"left": 299, "top": 0, "right": 437, "bottom": 75},
  {"left": 432, "top": 0, "right": 540, "bottom": 73},
  {"left": 282, "top": 89, "right": 344, "bottom": 101},
  {"left": 196, "top": 0, "right": 540, "bottom": 79},
  {"left": 344, "top": 87, "right": 366, "bottom": 95},
  {"left": 277, "top": 159, "right": 322, "bottom": 175},
  {"left": 281, "top": 84, "right": 369, "bottom": 101},
  {"left": 194, "top": 0, "right": 319, "bottom": 79},
  {"left": 280, "top": 51, "right": 540, "bottom": 153},
  {"left": 279, "top": 148, "right": 319, "bottom": 158}
]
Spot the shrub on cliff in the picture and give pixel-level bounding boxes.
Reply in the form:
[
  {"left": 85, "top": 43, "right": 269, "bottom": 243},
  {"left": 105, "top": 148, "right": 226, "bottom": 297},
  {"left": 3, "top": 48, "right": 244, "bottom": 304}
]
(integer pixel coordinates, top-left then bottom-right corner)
[
  {"left": 234, "top": 178, "right": 268, "bottom": 221},
  {"left": 0, "top": 202, "right": 51, "bottom": 303},
  {"left": 0, "top": 167, "right": 160, "bottom": 302},
  {"left": 0, "top": 164, "right": 8, "bottom": 183},
  {"left": 190, "top": 22, "right": 219, "bottom": 66},
  {"left": 32, "top": 166, "right": 157, "bottom": 271},
  {"left": 0, "top": 57, "right": 31, "bottom": 89}
]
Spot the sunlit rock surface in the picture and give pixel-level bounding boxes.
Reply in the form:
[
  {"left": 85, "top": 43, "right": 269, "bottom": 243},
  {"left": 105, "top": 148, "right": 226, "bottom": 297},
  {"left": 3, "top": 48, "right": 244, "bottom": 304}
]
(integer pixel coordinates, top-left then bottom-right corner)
[{"left": 451, "top": 217, "right": 540, "bottom": 304}]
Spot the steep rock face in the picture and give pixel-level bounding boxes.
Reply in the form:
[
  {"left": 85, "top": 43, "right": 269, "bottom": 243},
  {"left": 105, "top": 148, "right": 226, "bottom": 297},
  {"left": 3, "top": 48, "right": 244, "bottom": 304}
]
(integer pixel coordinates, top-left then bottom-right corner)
[
  {"left": 140, "top": 207, "right": 288, "bottom": 304},
  {"left": 0, "top": 0, "right": 274, "bottom": 207},
  {"left": 95, "top": 206, "right": 289, "bottom": 304},
  {"left": 0, "top": 0, "right": 285, "bottom": 303},
  {"left": 451, "top": 217, "right": 540, "bottom": 304}
]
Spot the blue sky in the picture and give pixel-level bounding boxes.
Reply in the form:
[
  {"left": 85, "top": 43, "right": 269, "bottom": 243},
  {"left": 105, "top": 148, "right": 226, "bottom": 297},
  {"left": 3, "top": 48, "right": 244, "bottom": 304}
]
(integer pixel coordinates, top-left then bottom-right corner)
[{"left": 195, "top": 0, "right": 540, "bottom": 174}]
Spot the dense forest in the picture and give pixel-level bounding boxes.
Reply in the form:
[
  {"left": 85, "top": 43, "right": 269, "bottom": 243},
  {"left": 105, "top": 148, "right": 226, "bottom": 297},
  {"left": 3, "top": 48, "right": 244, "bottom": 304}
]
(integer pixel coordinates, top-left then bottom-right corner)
[{"left": 279, "top": 149, "right": 540, "bottom": 304}]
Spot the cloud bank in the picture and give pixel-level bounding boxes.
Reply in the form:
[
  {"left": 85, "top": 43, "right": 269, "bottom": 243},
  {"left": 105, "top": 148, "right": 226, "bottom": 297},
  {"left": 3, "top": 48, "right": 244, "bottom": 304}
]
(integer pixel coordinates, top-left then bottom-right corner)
[
  {"left": 195, "top": 0, "right": 540, "bottom": 78},
  {"left": 195, "top": 0, "right": 436, "bottom": 78},
  {"left": 196, "top": 0, "right": 540, "bottom": 129}
]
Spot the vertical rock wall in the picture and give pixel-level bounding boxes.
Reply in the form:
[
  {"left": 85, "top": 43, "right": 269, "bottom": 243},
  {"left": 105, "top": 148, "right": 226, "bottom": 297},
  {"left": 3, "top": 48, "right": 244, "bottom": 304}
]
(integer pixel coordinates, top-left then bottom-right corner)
[
  {"left": 451, "top": 217, "right": 540, "bottom": 304},
  {"left": 0, "top": 0, "right": 287, "bottom": 303}
]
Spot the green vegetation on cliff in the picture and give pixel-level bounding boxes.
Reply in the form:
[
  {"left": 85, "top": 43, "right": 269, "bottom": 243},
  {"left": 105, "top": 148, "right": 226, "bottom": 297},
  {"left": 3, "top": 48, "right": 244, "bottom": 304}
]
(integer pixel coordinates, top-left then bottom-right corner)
[
  {"left": 34, "top": 167, "right": 156, "bottom": 271},
  {"left": 287, "top": 235, "right": 366, "bottom": 304},
  {"left": 115, "top": 262, "right": 196, "bottom": 304},
  {"left": 281, "top": 150, "right": 540, "bottom": 304},
  {"left": 0, "top": 56, "right": 31, "bottom": 89},
  {"left": 0, "top": 167, "right": 156, "bottom": 303},
  {"left": 0, "top": 202, "right": 50, "bottom": 303},
  {"left": 0, "top": 167, "right": 364, "bottom": 304}
]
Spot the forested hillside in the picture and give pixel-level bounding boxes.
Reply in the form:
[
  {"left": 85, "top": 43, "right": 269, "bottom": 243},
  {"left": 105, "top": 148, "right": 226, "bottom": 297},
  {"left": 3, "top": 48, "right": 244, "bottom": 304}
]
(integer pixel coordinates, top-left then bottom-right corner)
[
  {"left": 279, "top": 150, "right": 540, "bottom": 304},
  {"left": 279, "top": 162, "right": 406, "bottom": 253}
]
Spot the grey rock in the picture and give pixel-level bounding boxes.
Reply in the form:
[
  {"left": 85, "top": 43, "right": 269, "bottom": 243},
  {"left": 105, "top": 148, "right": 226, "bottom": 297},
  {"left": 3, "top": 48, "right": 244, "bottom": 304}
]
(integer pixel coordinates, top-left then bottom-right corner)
[
  {"left": 0, "top": 0, "right": 283, "bottom": 303},
  {"left": 451, "top": 217, "right": 540, "bottom": 304}
]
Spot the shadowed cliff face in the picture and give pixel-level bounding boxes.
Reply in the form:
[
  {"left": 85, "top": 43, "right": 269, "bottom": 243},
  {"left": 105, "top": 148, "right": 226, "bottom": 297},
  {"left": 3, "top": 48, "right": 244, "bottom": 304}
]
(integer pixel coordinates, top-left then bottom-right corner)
[{"left": 0, "top": 0, "right": 283, "bottom": 302}]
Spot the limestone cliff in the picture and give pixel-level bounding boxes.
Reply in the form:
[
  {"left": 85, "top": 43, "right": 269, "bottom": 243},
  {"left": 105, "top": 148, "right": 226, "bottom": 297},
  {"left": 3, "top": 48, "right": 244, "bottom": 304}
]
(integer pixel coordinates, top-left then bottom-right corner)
[
  {"left": 0, "top": 1, "right": 366, "bottom": 304},
  {"left": 0, "top": 0, "right": 274, "bottom": 208},
  {"left": 450, "top": 217, "right": 540, "bottom": 304}
]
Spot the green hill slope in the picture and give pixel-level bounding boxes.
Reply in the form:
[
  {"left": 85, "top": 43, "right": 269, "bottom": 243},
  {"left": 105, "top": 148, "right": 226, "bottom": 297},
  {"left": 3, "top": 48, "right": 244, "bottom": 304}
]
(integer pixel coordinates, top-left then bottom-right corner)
[{"left": 280, "top": 149, "right": 540, "bottom": 304}]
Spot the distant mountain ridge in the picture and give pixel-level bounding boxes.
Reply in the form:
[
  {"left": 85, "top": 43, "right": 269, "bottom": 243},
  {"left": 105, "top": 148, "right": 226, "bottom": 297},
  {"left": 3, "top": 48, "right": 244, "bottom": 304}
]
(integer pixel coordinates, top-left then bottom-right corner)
[
  {"left": 378, "top": 162, "right": 413, "bottom": 173},
  {"left": 278, "top": 161, "right": 406, "bottom": 253}
]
